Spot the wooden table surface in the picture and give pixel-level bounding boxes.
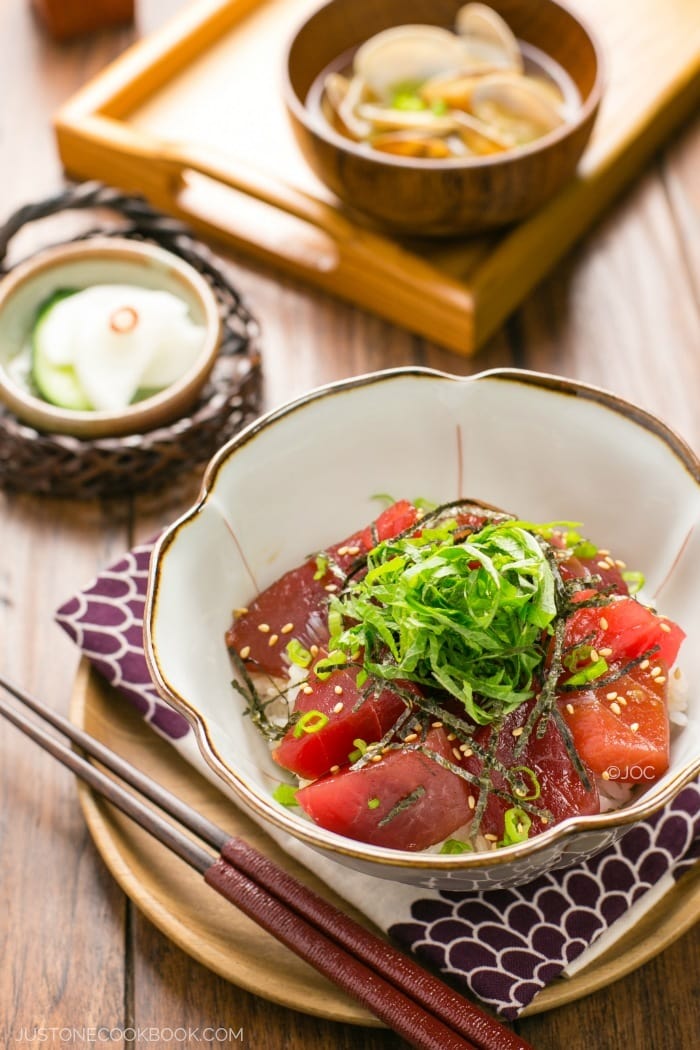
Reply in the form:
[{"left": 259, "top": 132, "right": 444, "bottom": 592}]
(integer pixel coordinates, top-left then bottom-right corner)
[{"left": 0, "top": 1, "right": 698, "bottom": 1048}]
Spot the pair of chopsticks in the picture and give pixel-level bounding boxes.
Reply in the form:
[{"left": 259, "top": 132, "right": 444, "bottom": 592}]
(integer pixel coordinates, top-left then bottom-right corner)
[{"left": 0, "top": 676, "right": 533, "bottom": 1050}]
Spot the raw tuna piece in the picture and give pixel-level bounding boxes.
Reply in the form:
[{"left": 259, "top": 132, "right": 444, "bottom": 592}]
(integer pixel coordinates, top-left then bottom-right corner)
[
  {"left": 273, "top": 661, "right": 410, "bottom": 780},
  {"left": 460, "top": 701, "right": 600, "bottom": 841},
  {"left": 226, "top": 500, "right": 418, "bottom": 676},
  {"left": 563, "top": 596, "right": 685, "bottom": 669},
  {"left": 296, "top": 727, "right": 472, "bottom": 851},
  {"left": 559, "top": 663, "right": 670, "bottom": 783}
]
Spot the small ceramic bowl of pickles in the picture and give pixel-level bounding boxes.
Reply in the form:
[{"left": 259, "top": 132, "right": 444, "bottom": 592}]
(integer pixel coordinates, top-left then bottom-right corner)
[
  {"left": 284, "top": 0, "right": 604, "bottom": 235},
  {"left": 0, "top": 237, "right": 222, "bottom": 438}
]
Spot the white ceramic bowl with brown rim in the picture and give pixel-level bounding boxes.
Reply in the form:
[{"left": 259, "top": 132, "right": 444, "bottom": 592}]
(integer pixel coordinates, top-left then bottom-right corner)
[
  {"left": 0, "top": 237, "right": 222, "bottom": 438},
  {"left": 145, "top": 368, "right": 699, "bottom": 891}
]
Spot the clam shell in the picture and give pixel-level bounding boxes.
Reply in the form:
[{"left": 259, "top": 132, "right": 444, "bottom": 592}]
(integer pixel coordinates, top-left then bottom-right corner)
[
  {"left": 455, "top": 3, "right": 523, "bottom": 74},
  {"left": 323, "top": 72, "right": 373, "bottom": 140},
  {"left": 353, "top": 24, "right": 468, "bottom": 100},
  {"left": 452, "top": 110, "right": 510, "bottom": 153},
  {"left": 469, "top": 73, "right": 565, "bottom": 143}
]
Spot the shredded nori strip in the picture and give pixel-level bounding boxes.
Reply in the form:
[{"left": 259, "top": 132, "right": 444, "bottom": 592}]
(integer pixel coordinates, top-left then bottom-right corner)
[
  {"left": 229, "top": 647, "right": 292, "bottom": 742},
  {"left": 378, "top": 785, "right": 426, "bottom": 826}
]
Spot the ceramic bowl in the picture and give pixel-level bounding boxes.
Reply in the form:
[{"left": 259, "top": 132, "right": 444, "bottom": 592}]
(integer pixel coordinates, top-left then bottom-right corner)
[
  {"left": 283, "top": 0, "right": 603, "bottom": 236},
  {"left": 0, "top": 237, "right": 222, "bottom": 438},
  {"left": 145, "top": 368, "right": 699, "bottom": 891}
]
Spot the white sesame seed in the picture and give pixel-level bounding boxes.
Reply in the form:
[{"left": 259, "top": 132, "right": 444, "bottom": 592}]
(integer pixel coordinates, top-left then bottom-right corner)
[
  {"left": 281, "top": 622, "right": 294, "bottom": 634},
  {"left": 468, "top": 796, "right": 476, "bottom": 810},
  {"left": 310, "top": 645, "right": 319, "bottom": 656},
  {"left": 606, "top": 691, "right": 618, "bottom": 700},
  {"left": 333, "top": 701, "right": 344, "bottom": 714},
  {"left": 257, "top": 623, "right": 270, "bottom": 633},
  {"left": 598, "top": 549, "right": 610, "bottom": 557},
  {"left": 336, "top": 546, "right": 349, "bottom": 556},
  {"left": 484, "top": 833, "right": 498, "bottom": 842},
  {"left": 566, "top": 703, "right": 575, "bottom": 715},
  {"left": 599, "top": 647, "right": 613, "bottom": 657},
  {"left": 590, "top": 649, "right": 599, "bottom": 663},
  {"left": 268, "top": 634, "right": 279, "bottom": 647},
  {"left": 431, "top": 721, "right": 443, "bottom": 729},
  {"left": 640, "top": 659, "right": 650, "bottom": 670},
  {"left": 630, "top": 722, "right": 640, "bottom": 733},
  {"left": 370, "top": 754, "right": 383, "bottom": 763},
  {"left": 302, "top": 685, "right": 313, "bottom": 695},
  {"left": 239, "top": 645, "right": 251, "bottom": 660},
  {"left": 460, "top": 745, "right": 473, "bottom": 757},
  {"left": 656, "top": 676, "right": 666, "bottom": 685},
  {"left": 599, "top": 617, "right": 609, "bottom": 630},
  {"left": 597, "top": 561, "right": 609, "bottom": 570},
  {"left": 452, "top": 747, "right": 462, "bottom": 760},
  {"left": 512, "top": 727, "right": 524, "bottom": 737},
  {"left": 602, "top": 771, "right": 611, "bottom": 781},
  {"left": 650, "top": 666, "right": 662, "bottom": 678},
  {"left": 324, "top": 584, "right": 338, "bottom": 593},
  {"left": 610, "top": 702, "right": 622, "bottom": 715},
  {"left": 540, "top": 815, "right": 549, "bottom": 825},
  {"left": 404, "top": 733, "right": 419, "bottom": 743},
  {"left": 347, "top": 546, "right": 361, "bottom": 556},
  {"left": 615, "top": 559, "right": 627, "bottom": 569},
  {"left": 330, "top": 764, "right": 340, "bottom": 774},
  {"left": 447, "top": 732, "right": 457, "bottom": 741},
  {"left": 659, "top": 622, "right": 671, "bottom": 633},
  {"left": 234, "top": 607, "right": 249, "bottom": 617},
  {"left": 334, "top": 685, "right": 343, "bottom": 695}
]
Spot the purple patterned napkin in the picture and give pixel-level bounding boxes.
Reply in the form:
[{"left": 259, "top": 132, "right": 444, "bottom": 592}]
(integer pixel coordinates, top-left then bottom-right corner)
[{"left": 56, "top": 542, "right": 700, "bottom": 1019}]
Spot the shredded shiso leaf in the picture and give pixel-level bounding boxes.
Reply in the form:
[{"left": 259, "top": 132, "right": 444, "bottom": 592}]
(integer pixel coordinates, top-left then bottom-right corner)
[{"left": 326, "top": 518, "right": 558, "bottom": 724}]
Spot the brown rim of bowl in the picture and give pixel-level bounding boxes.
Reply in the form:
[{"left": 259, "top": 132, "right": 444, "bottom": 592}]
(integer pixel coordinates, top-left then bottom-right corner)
[
  {"left": 0, "top": 237, "right": 223, "bottom": 438},
  {"left": 282, "top": 0, "right": 606, "bottom": 173},
  {"left": 145, "top": 367, "right": 699, "bottom": 872}
]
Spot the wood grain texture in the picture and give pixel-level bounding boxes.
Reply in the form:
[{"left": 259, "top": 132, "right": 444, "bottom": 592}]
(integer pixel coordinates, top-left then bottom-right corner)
[
  {"left": 285, "top": 0, "right": 601, "bottom": 234},
  {"left": 0, "top": 0, "right": 698, "bottom": 1047},
  {"left": 53, "top": 0, "right": 700, "bottom": 354},
  {"left": 72, "top": 665, "right": 700, "bottom": 1029}
]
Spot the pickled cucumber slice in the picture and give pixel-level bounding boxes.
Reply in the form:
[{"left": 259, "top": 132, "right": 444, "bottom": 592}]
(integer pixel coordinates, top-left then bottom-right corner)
[{"left": 31, "top": 289, "right": 93, "bottom": 411}]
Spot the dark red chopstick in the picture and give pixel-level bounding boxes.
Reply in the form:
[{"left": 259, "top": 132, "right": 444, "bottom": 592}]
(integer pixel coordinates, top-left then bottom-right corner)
[{"left": 0, "top": 676, "right": 532, "bottom": 1050}]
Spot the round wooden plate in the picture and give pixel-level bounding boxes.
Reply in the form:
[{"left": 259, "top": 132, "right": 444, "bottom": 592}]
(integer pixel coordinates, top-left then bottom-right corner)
[{"left": 71, "top": 661, "right": 700, "bottom": 1026}]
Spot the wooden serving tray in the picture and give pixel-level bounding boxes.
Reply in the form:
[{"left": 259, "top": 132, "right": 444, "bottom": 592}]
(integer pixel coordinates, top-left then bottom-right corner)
[
  {"left": 72, "top": 662, "right": 700, "bottom": 1025},
  {"left": 54, "top": 0, "right": 700, "bottom": 355}
]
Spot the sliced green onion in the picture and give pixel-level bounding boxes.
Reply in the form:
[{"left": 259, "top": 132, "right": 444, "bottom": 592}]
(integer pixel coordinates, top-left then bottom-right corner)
[
  {"left": 348, "top": 738, "right": 368, "bottom": 762},
  {"left": 392, "top": 93, "right": 426, "bottom": 111},
  {"left": 367, "top": 797, "right": 380, "bottom": 810},
  {"left": 430, "top": 99, "right": 448, "bottom": 116},
  {"left": 622, "top": 570, "right": 645, "bottom": 594},
  {"left": 286, "top": 638, "right": 312, "bottom": 668},
  {"left": 564, "top": 656, "right": 608, "bottom": 687},
  {"left": 314, "top": 651, "right": 347, "bottom": 680},
  {"left": 500, "top": 807, "right": 532, "bottom": 846},
  {"left": 439, "top": 838, "right": 473, "bottom": 854},
  {"left": 313, "top": 553, "right": 329, "bottom": 580},
  {"left": 293, "top": 709, "right": 329, "bottom": 738},
  {"left": 414, "top": 496, "right": 437, "bottom": 512},
  {"left": 573, "top": 540, "right": 598, "bottom": 559},
  {"left": 511, "top": 765, "right": 541, "bottom": 801},
  {"left": 371, "top": 493, "right": 396, "bottom": 508},
  {"left": 272, "top": 783, "right": 299, "bottom": 806}
]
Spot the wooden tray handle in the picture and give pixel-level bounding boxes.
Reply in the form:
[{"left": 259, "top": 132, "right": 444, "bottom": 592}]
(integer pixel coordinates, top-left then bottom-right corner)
[{"left": 57, "top": 115, "right": 475, "bottom": 352}]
